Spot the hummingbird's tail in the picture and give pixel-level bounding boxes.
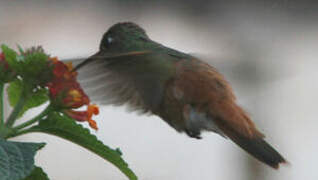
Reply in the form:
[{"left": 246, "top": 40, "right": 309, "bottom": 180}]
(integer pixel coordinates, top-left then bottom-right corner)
[
  {"left": 228, "top": 132, "right": 287, "bottom": 169},
  {"left": 209, "top": 102, "right": 287, "bottom": 169}
]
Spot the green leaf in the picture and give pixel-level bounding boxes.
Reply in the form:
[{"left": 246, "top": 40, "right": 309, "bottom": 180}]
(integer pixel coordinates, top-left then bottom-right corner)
[
  {"left": 0, "top": 45, "right": 18, "bottom": 83},
  {"left": 7, "top": 79, "right": 48, "bottom": 117},
  {"left": 0, "top": 139, "right": 45, "bottom": 180},
  {"left": 29, "top": 111, "right": 137, "bottom": 180},
  {"left": 23, "top": 166, "right": 49, "bottom": 180},
  {"left": 1, "top": 45, "right": 52, "bottom": 86},
  {"left": 1, "top": 45, "right": 26, "bottom": 77},
  {"left": 1, "top": 45, "right": 18, "bottom": 68}
]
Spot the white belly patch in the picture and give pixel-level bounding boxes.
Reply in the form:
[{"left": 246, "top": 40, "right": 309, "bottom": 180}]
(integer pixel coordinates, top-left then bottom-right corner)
[{"left": 185, "top": 105, "right": 226, "bottom": 138}]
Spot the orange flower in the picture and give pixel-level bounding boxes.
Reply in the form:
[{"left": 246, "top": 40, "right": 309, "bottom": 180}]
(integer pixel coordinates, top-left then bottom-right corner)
[
  {"left": 47, "top": 57, "right": 99, "bottom": 130},
  {"left": 65, "top": 104, "right": 99, "bottom": 130}
]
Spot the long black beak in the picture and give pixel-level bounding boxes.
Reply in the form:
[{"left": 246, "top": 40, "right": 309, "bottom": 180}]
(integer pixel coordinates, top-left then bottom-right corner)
[{"left": 73, "top": 50, "right": 151, "bottom": 71}]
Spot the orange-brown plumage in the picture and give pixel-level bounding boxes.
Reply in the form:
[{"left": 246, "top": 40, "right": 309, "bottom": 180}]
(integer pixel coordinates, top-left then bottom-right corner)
[
  {"left": 171, "top": 59, "right": 262, "bottom": 137},
  {"left": 157, "top": 58, "right": 286, "bottom": 168}
]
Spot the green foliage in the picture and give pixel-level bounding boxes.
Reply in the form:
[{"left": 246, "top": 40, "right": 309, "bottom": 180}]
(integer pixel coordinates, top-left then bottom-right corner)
[
  {"left": 23, "top": 166, "right": 49, "bottom": 180},
  {"left": 0, "top": 44, "right": 137, "bottom": 180},
  {"left": 28, "top": 111, "right": 138, "bottom": 180},
  {"left": 1, "top": 45, "right": 18, "bottom": 69},
  {"left": 1, "top": 45, "right": 52, "bottom": 86},
  {"left": 7, "top": 79, "right": 48, "bottom": 117},
  {"left": 0, "top": 46, "right": 16, "bottom": 83},
  {"left": 0, "top": 65, "right": 8, "bottom": 82},
  {"left": 0, "top": 64, "right": 15, "bottom": 83},
  {"left": 0, "top": 139, "right": 45, "bottom": 180}
]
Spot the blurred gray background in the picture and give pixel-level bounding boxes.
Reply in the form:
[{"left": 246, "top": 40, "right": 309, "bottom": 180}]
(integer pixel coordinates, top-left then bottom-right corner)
[{"left": 1, "top": 0, "right": 318, "bottom": 179}]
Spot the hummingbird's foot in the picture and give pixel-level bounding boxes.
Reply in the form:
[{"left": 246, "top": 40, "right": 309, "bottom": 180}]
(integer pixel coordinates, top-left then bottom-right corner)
[{"left": 185, "top": 129, "right": 202, "bottom": 139}]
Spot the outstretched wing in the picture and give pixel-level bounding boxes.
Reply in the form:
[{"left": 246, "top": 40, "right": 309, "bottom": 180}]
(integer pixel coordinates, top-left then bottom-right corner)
[{"left": 75, "top": 51, "right": 176, "bottom": 114}]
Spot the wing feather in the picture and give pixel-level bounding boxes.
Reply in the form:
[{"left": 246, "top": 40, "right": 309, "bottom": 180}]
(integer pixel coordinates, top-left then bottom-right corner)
[
  {"left": 76, "top": 52, "right": 175, "bottom": 114},
  {"left": 77, "top": 59, "right": 149, "bottom": 113}
]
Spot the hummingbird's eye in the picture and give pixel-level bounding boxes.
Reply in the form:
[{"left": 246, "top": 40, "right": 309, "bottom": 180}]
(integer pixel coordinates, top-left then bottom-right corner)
[{"left": 107, "top": 37, "right": 113, "bottom": 44}]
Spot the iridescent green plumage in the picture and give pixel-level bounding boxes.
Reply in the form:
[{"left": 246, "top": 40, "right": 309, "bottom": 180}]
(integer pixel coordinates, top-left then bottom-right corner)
[
  {"left": 77, "top": 22, "right": 191, "bottom": 113},
  {"left": 99, "top": 22, "right": 190, "bottom": 58}
]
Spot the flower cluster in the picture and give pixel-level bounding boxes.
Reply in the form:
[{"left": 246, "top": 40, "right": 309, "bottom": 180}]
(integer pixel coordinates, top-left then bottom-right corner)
[{"left": 47, "top": 57, "right": 99, "bottom": 130}]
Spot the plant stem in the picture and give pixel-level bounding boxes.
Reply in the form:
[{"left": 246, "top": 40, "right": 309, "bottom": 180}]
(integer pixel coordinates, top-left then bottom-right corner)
[
  {"left": 13, "top": 105, "right": 52, "bottom": 130},
  {"left": 6, "top": 128, "right": 36, "bottom": 139},
  {"left": 5, "top": 89, "right": 26, "bottom": 127},
  {"left": 0, "top": 83, "right": 4, "bottom": 127}
]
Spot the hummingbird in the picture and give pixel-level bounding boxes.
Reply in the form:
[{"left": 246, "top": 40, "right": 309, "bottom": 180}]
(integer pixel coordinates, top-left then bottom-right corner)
[{"left": 75, "top": 22, "right": 286, "bottom": 169}]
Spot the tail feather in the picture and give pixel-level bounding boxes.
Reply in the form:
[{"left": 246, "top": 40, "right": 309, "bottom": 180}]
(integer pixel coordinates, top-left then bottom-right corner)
[
  {"left": 209, "top": 102, "right": 286, "bottom": 169},
  {"left": 229, "top": 134, "right": 286, "bottom": 169}
]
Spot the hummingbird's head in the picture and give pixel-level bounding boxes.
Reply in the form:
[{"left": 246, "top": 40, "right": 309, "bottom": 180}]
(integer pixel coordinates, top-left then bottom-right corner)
[
  {"left": 74, "top": 22, "right": 151, "bottom": 71},
  {"left": 99, "top": 22, "right": 150, "bottom": 53}
]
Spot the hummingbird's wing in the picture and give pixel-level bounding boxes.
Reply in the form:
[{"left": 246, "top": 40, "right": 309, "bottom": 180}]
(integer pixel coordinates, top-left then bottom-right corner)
[{"left": 74, "top": 51, "right": 176, "bottom": 114}]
